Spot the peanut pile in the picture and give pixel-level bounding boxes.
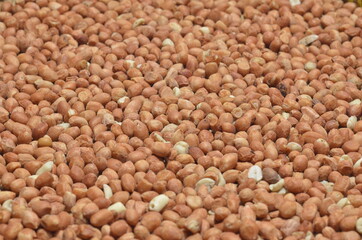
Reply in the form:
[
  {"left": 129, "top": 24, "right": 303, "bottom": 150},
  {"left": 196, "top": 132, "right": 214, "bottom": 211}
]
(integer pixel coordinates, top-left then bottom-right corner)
[{"left": 0, "top": 0, "right": 362, "bottom": 239}]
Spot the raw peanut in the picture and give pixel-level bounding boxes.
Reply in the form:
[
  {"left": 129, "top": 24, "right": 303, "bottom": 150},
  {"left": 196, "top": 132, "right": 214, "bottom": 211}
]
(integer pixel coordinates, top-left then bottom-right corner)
[
  {"left": 279, "top": 200, "right": 297, "bottom": 219},
  {"left": 35, "top": 172, "right": 54, "bottom": 189},
  {"left": 285, "top": 142, "right": 302, "bottom": 152},
  {"left": 151, "top": 142, "right": 172, "bottom": 157},
  {"left": 348, "top": 195, "right": 362, "bottom": 208},
  {"left": 301, "top": 203, "right": 318, "bottom": 221},
  {"left": 125, "top": 208, "right": 140, "bottom": 226},
  {"left": 281, "top": 218, "right": 300, "bottom": 236},
  {"left": 0, "top": 191, "right": 16, "bottom": 204},
  {"left": 219, "top": 153, "right": 237, "bottom": 172},
  {"left": 4, "top": 220, "right": 23, "bottom": 239},
  {"left": 185, "top": 195, "right": 203, "bottom": 209},
  {"left": 141, "top": 212, "right": 162, "bottom": 232},
  {"left": 158, "top": 225, "right": 184, "bottom": 240},
  {"left": 41, "top": 215, "right": 60, "bottom": 232},
  {"left": 90, "top": 209, "right": 114, "bottom": 227},
  {"left": 184, "top": 215, "right": 202, "bottom": 233},
  {"left": 110, "top": 220, "right": 130, "bottom": 238},
  {"left": 121, "top": 173, "right": 136, "bottom": 193},
  {"left": 220, "top": 232, "right": 240, "bottom": 240},
  {"left": 258, "top": 221, "right": 282, "bottom": 240},
  {"left": 38, "top": 135, "right": 53, "bottom": 147},
  {"left": 239, "top": 219, "right": 259, "bottom": 240},
  {"left": 284, "top": 177, "right": 304, "bottom": 193},
  {"left": 22, "top": 210, "right": 40, "bottom": 229},
  {"left": 17, "top": 228, "right": 37, "bottom": 240},
  {"left": 223, "top": 214, "right": 241, "bottom": 232}
]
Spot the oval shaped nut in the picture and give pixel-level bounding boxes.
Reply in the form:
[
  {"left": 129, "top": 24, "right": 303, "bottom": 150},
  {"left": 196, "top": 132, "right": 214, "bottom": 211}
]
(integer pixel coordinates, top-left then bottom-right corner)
[
  {"left": 108, "top": 202, "right": 126, "bottom": 214},
  {"left": 90, "top": 209, "right": 114, "bottom": 227},
  {"left": 186, "top": 195, "right": 203, "bottom": 209},
  {"left": 286, "top": 142, "right": 302, "bottom": 152},
  {"left": 356, "top": 218, "right": 362, "bottom": 234},
  {"left": 38, "top": 135, "right": 53, "bottom": 147},
  {"left": 121, "top": 173, "right": 136, "bottom": 193},
  {"left": 68, "top": 116, "right": 88, "bottom": 127},
  {"left": 22, "top": 209, "right": 40, "bottom": 229},
  {"left": 220, "top": 153, "right": 238, "bottom": 172},
  {"left": 195, "top": 178, "right": 216, "bottom": 192},
  {"left": 64, "top": 191, "right": 76, "bottom": 209},
  {"left": 151, "top": 142, "right": 172, "bottom": 157},
  {"left": 35, "top": 172, "right": 54, "bottom": 189},
  {"left": 103, "top": 184, "right": 113, "bottom": 199},
  {"left": 347, "top": 195, "right": 362, "bottom": 208},
  {"left": 347, "top": 116, "right": 357, "bottom": 129},
  {"left": 248, "top": 166, "right": 263, "bottom": 182},
  {"left": 0, "top": 191, "right": 16, "bottom": 204},
  {"left": 269, "top": 179, "right": 285, "bottom": 192},
  {"left": 35, "top": 161, "right": 54, "bottom": 176},
  {"left": 240, "top": 219, "right": 259, "bottom": 240},
  {"left": 149, "top": 194, "right": 169, "bottom": 212},
  {"left": 174, "top": 141, "right": 189, "bottom": 154},
  {"left": 234, "top": 138, "right": 249, "bottom": 148}
]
